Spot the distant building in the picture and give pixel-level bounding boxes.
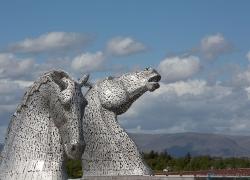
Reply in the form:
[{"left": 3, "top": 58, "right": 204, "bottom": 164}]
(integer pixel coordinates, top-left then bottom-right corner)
[{"left": 156, "top": 168, "right": 250, "bottom": 177}]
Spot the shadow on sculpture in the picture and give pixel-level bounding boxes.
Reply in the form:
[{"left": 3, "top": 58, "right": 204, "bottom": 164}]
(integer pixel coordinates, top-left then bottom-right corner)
[
  {"left": 82, "top": 67, "right": 161, "bottom": 176},
  {"left": 0, "top": 70, "right": 88, "bottom": 180}
]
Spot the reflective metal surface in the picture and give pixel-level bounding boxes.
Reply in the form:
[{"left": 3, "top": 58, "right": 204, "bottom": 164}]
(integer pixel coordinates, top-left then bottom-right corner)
[
  {"left": 0, "top": 70, "right": 88, "bottom": 180},
  {"left": 0, "top": 68, "right": 161, "bottom": 179},
  {"left": 82, "top": 68, "right": 161, "bottom": 176}
]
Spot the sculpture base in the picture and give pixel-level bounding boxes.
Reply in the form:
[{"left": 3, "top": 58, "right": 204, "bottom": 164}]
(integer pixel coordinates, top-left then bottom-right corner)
[{"left": 69, "top": 176, "right": 198, "bottom": 180}]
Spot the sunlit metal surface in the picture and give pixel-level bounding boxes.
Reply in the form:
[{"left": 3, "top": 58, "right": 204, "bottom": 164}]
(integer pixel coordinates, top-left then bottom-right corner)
[
  {"left": 0, "top": 70, "right": 88, "bottom": 180},
  {"left": 82, "top": 68, "right": 161, "bottom": 176}
]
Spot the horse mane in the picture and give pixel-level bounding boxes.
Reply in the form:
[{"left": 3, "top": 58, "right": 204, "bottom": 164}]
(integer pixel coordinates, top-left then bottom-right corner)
[{"left": 16, "top": 70, "right": 70, "bottom": 113}]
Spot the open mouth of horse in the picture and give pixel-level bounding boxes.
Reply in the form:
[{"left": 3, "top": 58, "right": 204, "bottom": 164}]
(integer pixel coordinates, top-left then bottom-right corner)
[{"left": 147, "top": 74, "right": 161, "bottom": 92}]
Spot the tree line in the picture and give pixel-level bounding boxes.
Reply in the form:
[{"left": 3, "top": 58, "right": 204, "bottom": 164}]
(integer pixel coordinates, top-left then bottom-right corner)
[
  {"left": 142, "top": 151, "right": 250, "bottom": 173},
  {"left": 66, "top": 151, "right": 250, "bottom": 178}
]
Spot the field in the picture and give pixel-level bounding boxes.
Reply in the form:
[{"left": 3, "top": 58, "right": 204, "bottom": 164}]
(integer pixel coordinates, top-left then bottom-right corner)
[{"left": 66, "top": 151, "right": 250, "bottom": 178}]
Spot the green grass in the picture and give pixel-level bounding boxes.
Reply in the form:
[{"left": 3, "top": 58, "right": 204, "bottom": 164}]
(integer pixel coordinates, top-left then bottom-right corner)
[{"left": 66, "top": 159, "right": 82, "bottom": 178}]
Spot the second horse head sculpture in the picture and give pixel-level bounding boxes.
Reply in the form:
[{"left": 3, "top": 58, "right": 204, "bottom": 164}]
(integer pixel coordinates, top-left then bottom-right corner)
[{"left": 82, "top": 67, "right": 161, "bottom": 176}]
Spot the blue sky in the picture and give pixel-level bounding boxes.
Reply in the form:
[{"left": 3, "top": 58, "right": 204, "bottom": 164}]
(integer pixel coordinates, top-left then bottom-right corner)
[
  {"left": 1, "top": 1, "right": 250, "bottom": 142},
  {"left": 1, "top": 1, "right": 250, "bottom": 64}
]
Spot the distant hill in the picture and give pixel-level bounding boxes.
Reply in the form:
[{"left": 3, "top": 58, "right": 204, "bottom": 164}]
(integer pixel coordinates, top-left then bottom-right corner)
[
  {"left": 129, "top": 132, "right": 250, "bottom": 157},
  {"left": 1, "top": 133, "right": 250, "bottom": 158}
]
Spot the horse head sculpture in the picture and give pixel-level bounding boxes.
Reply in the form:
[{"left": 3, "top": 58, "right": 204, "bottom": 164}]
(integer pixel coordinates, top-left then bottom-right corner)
[
  {"left": 98, "top": 67, "right": 161, "bottom": 114},
  {"left": 0, "top": 70, "right": 89, "bottom": 180},
  {"left": 82, "top": 67, "right": 161, "bottom": 176}
]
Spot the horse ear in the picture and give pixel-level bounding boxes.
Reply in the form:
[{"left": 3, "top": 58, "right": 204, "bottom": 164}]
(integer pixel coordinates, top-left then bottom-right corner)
[
  {"left": 50, "top": 71, "right": 69, "bottom": 91},
  {"left": 50, "top": 71, "right": 74, "bottom": 104},
  {"left": 58, "top": 78, "right": 75, "bottom": 105},
  {"left": 79, "top": 74, "right": 90, "bottom": 87},
  {"left": 106, "top": 76, "right": 113, "bottom": 80}
]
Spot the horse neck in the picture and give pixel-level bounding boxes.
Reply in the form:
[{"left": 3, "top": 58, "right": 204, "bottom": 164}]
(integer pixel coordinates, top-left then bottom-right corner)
[
  {"left": 2, "top": 91, "right": 64, "bottom": 166},
  {"left": 82, "top": 88, "right": 153, "bottom": 176},
  {"left": 84, "top": 87, "right": 117, "bottom": 122}
]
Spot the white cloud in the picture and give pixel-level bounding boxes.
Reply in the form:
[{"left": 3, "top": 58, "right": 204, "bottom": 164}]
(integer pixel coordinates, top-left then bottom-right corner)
[
  {"left": 0, "top": 79, "right": 29, "bottom": 132},
  {"left": 0, "top": 78, "right": 30, "bottom": 105},
  {"left": 232, "top": 68, "right": 250, "bottom": 87},
  {"left": 7, "top": 32, "right": 91, "bottom": 54},
  {"left": 106, "top": 37, "right": 146, "bottom": 56},
  {"left": 0, "top": 53, "right": 35, "bottom": 79},
  {"left": 71, "top": 51, "right": 105, "bottom": 72},
  {"left": 123, "top": 80, "right": 231, "bottom": 118},
  {"left": 0, "top": 81, "right": 21, "bottom": 95},
  {"left": 157, "top": 80, "right": 232, "bottom": 99},
  {"left": 0, "top": 79, "right": 32, "bottom": 93},
  {"left": 120, "top": 80, "right": 250, "bottom": 135},
  {"left": 246, "top": 51, "right": 250, "bottom": 62},
  {"left": 158, "top": 56, "right": 200, "bottom": 83},
  {"left": 200, "top": 33, "right": 232, "bottom": 59},
  {"left": 0, "top": 104, "right": 17, "bottom": 114},
  {"left": 0, "top": 126, "right": 7, "bottom": 143},
  {"left": 159, "top": 80, "right": 207, "bottom": 96}
]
